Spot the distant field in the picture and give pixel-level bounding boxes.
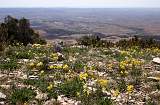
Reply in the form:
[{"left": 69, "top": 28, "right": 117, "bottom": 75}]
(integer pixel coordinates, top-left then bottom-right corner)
[{"left": 1, "top": 8, "right": 160, "bottom": 40}]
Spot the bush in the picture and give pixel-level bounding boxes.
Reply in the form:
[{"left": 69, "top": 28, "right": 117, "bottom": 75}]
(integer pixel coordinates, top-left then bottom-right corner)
[
  {"left": 0, "top": 59, "right": 18, "bottom": 70},
  {"left": 23, "top": 79, "right": 48, "bottom": 93},
  {"left": 10, "top": 88, "right": 36, "bottom": 105},
  {"left": 77, "top": 35, "right": 114, "bottom": 47},
  {"left": 80, "top": 88, "right": 113, "bottom": 105},
  {"left": 58, "top": 77, "right": 83, "bottom": 97}
]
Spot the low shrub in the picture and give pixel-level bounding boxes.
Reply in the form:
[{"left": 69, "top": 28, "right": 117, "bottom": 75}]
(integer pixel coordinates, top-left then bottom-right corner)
[{"left": 10, "top": 88, "right": 36, "bottom": 105}]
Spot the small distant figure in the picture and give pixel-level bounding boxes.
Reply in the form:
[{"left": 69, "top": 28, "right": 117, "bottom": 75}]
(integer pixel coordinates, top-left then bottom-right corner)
[
  {"left": 52, "top": 41, "right": 65, "bottom": 61},
  {"left": 53, "top": 42, "right": 62, "bottom": 53}
]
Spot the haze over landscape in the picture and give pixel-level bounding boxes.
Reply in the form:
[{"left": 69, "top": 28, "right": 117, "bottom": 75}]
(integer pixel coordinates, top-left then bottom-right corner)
[
  {"left": 1, "top": 8, "right": 160, "bottom": 42},
  {"left": 1, "top": 0, "right": 160, "bottom": 8},
  {"left": 0, "top": 0, "right": 160, "bottom": 42}
]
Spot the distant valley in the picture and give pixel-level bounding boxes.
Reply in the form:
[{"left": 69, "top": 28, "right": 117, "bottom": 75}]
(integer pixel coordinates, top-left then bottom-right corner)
[{"left": 1, "top": 8, "right": 160, "bottom": 41}]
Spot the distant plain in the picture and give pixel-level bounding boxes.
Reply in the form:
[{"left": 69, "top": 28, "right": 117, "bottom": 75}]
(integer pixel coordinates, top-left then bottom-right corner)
[{"left": 0, "top": 8, "right": 160, "bottom": 41}]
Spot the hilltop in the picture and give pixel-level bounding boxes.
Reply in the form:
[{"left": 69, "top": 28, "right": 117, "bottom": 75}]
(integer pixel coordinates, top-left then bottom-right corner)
[{"left": 0, "top": 35, "right": 160, "bottom": 105}]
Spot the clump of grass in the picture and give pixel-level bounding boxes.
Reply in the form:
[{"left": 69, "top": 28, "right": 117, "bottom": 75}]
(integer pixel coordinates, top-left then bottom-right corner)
[
  {"left": 58, "top": 77, "right": 83, "bottom": 97},
  {"left": 10, "top": 88, "right": 36, "bottom": 105}
]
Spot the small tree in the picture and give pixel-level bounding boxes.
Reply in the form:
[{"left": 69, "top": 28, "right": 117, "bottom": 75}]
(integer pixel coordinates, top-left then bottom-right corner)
[
  {"left": 0, "top": 23, "right": 8, "bottom": 51},
  {"left": 0, "top": 15, "right": 46, "bottom": 47}
]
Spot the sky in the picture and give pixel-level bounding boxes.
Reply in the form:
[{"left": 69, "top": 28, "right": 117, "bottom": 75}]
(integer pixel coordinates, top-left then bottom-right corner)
[{"left": 0, "top": 0, "right": 160, "bottom": 8}]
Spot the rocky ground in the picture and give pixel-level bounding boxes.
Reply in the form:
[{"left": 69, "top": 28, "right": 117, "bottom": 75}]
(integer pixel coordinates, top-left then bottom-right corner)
[{"left": 0, "top": 43, "right": 160, "bottom": 105}]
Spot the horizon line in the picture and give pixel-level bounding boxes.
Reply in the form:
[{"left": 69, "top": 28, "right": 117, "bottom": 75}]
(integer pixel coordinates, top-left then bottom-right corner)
[{"left": 0, "top": 7, "right": 160, "bottom": 9}]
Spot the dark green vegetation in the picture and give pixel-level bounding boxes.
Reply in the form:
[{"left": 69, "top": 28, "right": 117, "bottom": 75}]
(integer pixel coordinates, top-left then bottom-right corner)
[
  {"left": 10, "top": 88, "right": 36, "bottom": 105},
  {"left": 78, "top": 35, "right": 160, "bottom": 48},
  {"left": 0, "top": 16, "right": 46, "bottom": 51},
  {"left": 77, "top": 35, "right": 113, "bottom": 47}
]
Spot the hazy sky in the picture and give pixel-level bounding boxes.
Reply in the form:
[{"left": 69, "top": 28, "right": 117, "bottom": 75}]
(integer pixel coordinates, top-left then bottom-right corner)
[{"left": 0, "top": 0, "right": 160, "bottom": 8}]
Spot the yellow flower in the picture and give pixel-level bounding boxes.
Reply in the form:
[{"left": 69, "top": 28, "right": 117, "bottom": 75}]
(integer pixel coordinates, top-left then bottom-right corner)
[
  {"left": 40, "top": 70, "right": 44, "bottom": 74},
  {"left": 120, "top": 51, "right": 129, "bottom": 56},
  {"left": 131, "top": 58, "right": 142, "bottom": 66},
  {"left": 86, "top": 90, "right": 90, "bottom": 96},
  {"left": 49, "top": 64, "right": 63, "bottom": 69},
  {"left": 52, "top": 56, "right": 59, "bottom": 60},
  {"left": 83, "top": 84, "right": 90, "bottom": 96},
  {"left": 49, "top": 65, "right": 55, "bottom": 69},
  {"left": 79, "top": 72, "right": 88, "bottom": 80},
  {"left": 47, "top": 84, "right": 53, "bottom": 91},
  {"left": 23, "top": 102, "right": 28, "bottom": 105},
  {"left": 113, "top": 89, "right": 120, "bottom": 97},
  {"left": 120, "top": 61, "right": 128, "bottom": 70},
  {"left": 90, "top": 66, "right": 95, "bottom": 71},
  {"left": 63, "top": 64, "right": 69, "bottom": 69},
  {"left": 32, "top": 44, "right": 41, "bottom": 48},
  {"left": 51, "top": 53, "right": 58, "bottom": 57},
  {"left": 127, "top": 85, "right": 134, "bottom": 93},
  {"left": 84, "top": 66, "right": 95, "bottom": 71},
  {"left": 76, "top": 92, "right": 80, "bottom": 97},
  {"left": 84, "top": 66, "right": 88, "bottom": 71},
  {"left": 36, "top": 62, "right": 43, "bottom": 67},
  {"left": 97, "top": 79, "right": 108, "bottom": 88},
  {"left": 50, "top": 53, "right": 58, "bottom": 60},
  {"left": 120, "top": 70, "right": 128, "bottom": 75},
  {"left": 107, "top": 63, "right": 113, "bottom": 69},
  {"left": 29, "top": 62, "right": 35, "bottom": 68},
  {"left": 56, "top": 65, "right": 63, "bottom": 69}
]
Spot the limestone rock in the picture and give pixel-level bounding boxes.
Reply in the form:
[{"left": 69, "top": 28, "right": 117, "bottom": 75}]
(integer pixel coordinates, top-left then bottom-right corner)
[
  {"left": 0, "top": 101, "right": 5, "bottom": 105},
  {"left": 35, "top": 93, "right": 48, "bottom": 100},
  {"left": 0, "top": 85, "right": 10, "bottom": 89},
  {"left": 0, "top": 92, "right": 6, "bottom": 99},
  {"left": 152, "top": 57, "right": 160, "bottom": 64},
  {"left": 28, "top": 75, "right": 39, "bottom": 80},
  {"left": 147, "top": 76, "right": 160, "bottom": 81},
  {"left": 44, "top": 99, "right": 56, "bottom": 105}
]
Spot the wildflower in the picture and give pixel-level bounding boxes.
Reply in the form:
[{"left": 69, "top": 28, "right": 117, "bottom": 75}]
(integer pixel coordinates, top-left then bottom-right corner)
[
  {"left": 127, "top": 85, "right": 134, "bottom": 93},
  {"left": 97, "top": 79, "right": 108, "bottom": 88},
  {"left": 49, "top": 65, "right": 55, "bottom": 69},
  {"left": 63, "top": 64, "right": 69, "bottom": 69},
  {"left": 84, "top": 66, "right": 88, "bottom": 71},
  {"left": 83, "top": 84, "right": 90, "bottom": 96},
  {"left": 139, "top": 51, "right": 144, "bottom": 55},
  {"left": 79, "top": 72, "right": 88, "bottom": 80},
  {"left": 120, "top": 61, "right": 128, "bottom": 70},
  {"left": 120, "top": 51, "right": 129, "bottom": 56},
  {"left": 76, "top": 92, "right": 80, "bottom": 97},
  {"left": 16, "top": 52, "right": 19, "bottom": 55},
  {"left": 131, "top": 58, "right": 142, "bottom": 66},
  {"left": 28, "top": 50, "right": 31, "bottom": 53},
  {"left": 36, "top": 62, "right": 43, "bottom": 67},
  {"left": 47, "top": 84, "right": 53, "bottom": 91},
  {"left": 56, "top": 65, "right": 63, "bottom": 69},
  {"left": 90, "top": 66, "right": 95, "bottom": 71},
  {"left": 29, "top": 62, "right": 35, "bottom": 68},
  {"left": 50, "top": 53, "right": 58, "bottom": 60},
  {"left": 40, "top": 70, "right": 44, "bottom": 75},
  {"left": 107, "top": 63, "right": 113, "bottom": 69},
  {"left": 32, "top": 44, "right": 41, "bottom": 47},
  {"left": 46, "top": 43, "right": 52, "bottom": 48},
  {"left": 112, "top": 89, "right": 120, "bottom": 97},
  {"left": 23, "top": 102, "right": 28, "bottom": 105},
  {"left": 86, "top": 89, "right": 90, "bottom": 96},
  {"left": 120, "top": 70, "right": 128, "bottom": 75},
  {"left": 52, "top": 56, "right": 59, "bottom": 61}
]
